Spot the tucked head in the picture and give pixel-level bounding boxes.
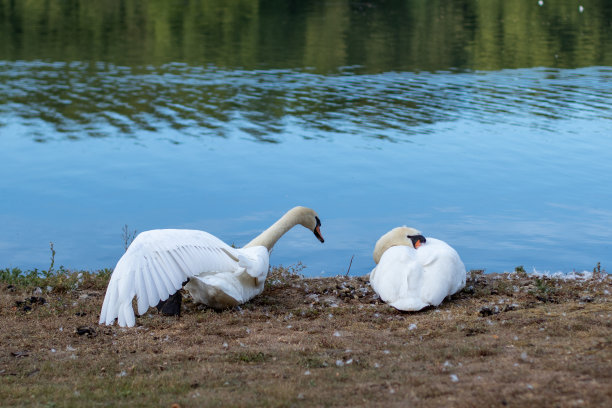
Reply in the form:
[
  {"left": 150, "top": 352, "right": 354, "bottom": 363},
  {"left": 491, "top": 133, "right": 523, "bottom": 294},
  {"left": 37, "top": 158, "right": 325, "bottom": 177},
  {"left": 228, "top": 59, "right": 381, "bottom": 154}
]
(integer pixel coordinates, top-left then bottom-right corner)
[{"left": 373, "top": 226, "right": 426, "bottom": 264}]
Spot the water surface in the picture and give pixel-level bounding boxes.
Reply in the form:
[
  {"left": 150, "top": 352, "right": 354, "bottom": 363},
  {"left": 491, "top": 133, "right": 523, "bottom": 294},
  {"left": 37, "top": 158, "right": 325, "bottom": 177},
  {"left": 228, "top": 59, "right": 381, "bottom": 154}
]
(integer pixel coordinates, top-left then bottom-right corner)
[{"left": 1, "top": 0, "right": 611, "bottom": 275}]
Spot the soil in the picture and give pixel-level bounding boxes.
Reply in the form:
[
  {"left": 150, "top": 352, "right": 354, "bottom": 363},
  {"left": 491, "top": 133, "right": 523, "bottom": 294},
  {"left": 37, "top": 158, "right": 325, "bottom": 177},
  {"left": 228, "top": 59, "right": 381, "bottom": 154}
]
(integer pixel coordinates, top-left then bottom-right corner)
[{"left": 1, "top": 269, "right": 611, "bottom": 407}]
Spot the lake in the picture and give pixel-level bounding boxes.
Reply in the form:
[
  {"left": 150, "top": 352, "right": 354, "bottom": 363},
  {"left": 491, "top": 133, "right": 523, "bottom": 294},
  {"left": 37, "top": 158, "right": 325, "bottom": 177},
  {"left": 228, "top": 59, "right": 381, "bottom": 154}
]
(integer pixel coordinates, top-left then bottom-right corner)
[{"left": 1, "top": 0, "right": 611, "bottom": 276}]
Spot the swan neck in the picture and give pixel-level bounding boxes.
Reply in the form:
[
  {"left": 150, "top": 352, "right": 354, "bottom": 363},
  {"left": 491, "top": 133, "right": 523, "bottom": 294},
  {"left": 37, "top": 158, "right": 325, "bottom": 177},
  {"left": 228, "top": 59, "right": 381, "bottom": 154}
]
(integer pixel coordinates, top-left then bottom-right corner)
[
  {"left": 243, "top": 208, "right": 305, "bottom": 251},
  {"left": 373, "top": 241, "right": 399, "bottom": 265},
  {"left": 373, "top": 227, "right": 421, "bottom": 264}
]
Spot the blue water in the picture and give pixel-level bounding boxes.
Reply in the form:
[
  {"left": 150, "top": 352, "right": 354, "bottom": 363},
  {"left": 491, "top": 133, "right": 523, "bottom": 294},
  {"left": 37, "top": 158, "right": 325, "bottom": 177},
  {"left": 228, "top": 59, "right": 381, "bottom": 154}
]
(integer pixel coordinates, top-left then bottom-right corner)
[{"left": 1, "top": 62, "right": 611, "bottom": 275}]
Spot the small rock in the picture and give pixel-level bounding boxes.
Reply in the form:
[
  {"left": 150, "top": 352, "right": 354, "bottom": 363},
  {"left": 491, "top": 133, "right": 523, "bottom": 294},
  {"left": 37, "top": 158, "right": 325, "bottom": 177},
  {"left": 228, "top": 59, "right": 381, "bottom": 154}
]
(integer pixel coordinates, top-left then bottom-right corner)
[
  {"left": 76, "top": 326, "right": 97, "bottom": 337},
  {"left": 479, "top": 306, "right": 498, "bottom": 317}
]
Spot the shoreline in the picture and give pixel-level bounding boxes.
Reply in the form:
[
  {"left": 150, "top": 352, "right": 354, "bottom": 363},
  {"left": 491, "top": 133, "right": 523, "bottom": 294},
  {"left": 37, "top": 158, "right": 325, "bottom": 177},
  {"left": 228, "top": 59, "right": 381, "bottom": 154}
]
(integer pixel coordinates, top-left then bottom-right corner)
[{"left": 1, "top": 268, "right": 610, "bottom": 407}]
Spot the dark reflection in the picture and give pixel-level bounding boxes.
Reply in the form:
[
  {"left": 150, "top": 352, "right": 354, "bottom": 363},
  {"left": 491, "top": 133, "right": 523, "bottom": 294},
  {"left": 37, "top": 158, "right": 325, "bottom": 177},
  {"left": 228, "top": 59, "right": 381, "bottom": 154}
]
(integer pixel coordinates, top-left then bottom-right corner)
[
  {"left": 1, "top": 63, "right": 611, "bottom": 142},
  {"left": 1, "top": 0, "right": 611, "bottom": 72},
  {"left": 0, "top": 0, "right": 611, "bottom": 143}
]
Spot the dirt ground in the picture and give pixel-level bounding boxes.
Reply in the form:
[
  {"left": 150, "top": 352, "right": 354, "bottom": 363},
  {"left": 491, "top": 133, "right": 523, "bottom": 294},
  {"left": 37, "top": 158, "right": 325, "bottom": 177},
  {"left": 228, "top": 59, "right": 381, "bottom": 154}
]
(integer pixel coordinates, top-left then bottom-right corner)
[{"left": 1, "top": 268, "right": 611, "bottom": 407}]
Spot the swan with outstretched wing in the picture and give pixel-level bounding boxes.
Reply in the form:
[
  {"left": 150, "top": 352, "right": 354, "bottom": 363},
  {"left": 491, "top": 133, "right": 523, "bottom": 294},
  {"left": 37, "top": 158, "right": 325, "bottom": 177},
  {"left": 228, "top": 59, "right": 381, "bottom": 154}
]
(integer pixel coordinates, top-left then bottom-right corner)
[{"left": 99, "top": 206, "right": 324, "bottom": 327}]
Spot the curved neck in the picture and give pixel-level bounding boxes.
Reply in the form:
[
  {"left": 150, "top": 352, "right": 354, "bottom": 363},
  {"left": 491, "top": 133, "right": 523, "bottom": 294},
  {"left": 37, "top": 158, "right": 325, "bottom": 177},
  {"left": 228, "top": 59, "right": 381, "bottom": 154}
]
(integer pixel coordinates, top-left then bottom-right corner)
[
  {"left": 373, "top": 241, "right": 397, "bottom": 265},
  {"left": 243, "top": 207, "right": 310, "bottom": 251},
  {"left": 373, "top": 227, "right": 421, "bottom": 264}
]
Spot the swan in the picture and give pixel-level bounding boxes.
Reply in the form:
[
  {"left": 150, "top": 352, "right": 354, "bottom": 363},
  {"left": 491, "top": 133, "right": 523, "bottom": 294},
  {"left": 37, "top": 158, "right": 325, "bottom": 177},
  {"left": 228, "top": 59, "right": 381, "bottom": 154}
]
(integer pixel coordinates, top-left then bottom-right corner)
[
  {"left": 99, "top": 206, "right": 324, "bottom": 327},
  {"left": 369, "top": 227, "right": 466, "bottom": 311}
]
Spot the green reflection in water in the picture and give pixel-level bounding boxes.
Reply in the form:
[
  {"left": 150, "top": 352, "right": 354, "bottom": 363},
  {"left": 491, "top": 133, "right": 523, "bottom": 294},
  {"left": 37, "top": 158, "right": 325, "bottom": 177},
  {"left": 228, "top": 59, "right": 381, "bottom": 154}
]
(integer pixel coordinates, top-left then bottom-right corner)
[{"left": 1, "top": 0, "right": 611, "bottom": 71}]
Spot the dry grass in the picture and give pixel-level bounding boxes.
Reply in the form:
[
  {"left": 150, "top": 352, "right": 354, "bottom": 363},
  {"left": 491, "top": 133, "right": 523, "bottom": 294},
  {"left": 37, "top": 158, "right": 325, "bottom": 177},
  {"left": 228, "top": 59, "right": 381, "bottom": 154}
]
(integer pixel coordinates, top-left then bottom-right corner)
[{"left": 1, "top": 267, "right": 610, "bottom": 407}]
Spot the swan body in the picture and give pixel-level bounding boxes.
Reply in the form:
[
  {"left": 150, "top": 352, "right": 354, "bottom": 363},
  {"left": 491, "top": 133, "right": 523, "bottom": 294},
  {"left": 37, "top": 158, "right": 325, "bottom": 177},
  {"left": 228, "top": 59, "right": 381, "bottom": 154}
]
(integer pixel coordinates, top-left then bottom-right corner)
[
  {"left": 369, "top": 227, "right": 466, "bottom": 311},
  {"left": 100, "top": 206, "right": 324, "bottom": 326}
]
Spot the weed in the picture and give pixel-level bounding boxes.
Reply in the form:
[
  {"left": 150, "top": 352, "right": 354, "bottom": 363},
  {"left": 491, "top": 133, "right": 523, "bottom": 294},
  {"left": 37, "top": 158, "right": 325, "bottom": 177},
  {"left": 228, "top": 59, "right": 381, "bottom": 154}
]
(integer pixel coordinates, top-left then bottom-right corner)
[
  {"left": 122, "top": 224, "right": 137, "bottom": 252},
  {"left": 469, "top": 269, "right": 485, "bottom": 281},
  {"left": 47, "top": 242, "right": 56, "bottom": 276},
  {"left": 533, "top": 278, "right": 555, "bottom": 295},
  {"left": 232, "top": 351, "right": 268, "bottom": 363},
  {"left": 514, "top": 265, "right": 528, "bottom": 278},
  {"left": 265, "top": 262, "right": 306, "bottom": 289},
  {"left": 0, "top": 267, "right": 111, "bottom": 291},
  {"left": 300, "top": 356, "right": 328, "bottom": 368},
  {"left": 490, "top": 278, "right": 515, "bottom": 296},
  {"left": 592, "top": 262, "right": 606, "bottom": 278}
]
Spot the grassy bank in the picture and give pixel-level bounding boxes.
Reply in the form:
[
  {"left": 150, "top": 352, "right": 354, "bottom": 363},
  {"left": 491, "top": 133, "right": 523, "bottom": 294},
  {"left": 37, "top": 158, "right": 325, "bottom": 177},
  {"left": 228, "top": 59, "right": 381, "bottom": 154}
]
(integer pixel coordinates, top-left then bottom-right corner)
[{"left": 1, "top": 266, "right": 610, "bottom": 407}]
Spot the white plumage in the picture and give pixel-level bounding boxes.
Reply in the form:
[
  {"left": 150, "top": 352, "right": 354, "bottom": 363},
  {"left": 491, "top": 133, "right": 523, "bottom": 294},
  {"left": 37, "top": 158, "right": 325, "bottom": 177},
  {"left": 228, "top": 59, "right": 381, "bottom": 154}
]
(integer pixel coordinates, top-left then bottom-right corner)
[
  {"left": 369, "top": 227, "right": 466, "bottom": 311},
  {"left": 100, "top": 206, "right": 324, "bottom": 327}
]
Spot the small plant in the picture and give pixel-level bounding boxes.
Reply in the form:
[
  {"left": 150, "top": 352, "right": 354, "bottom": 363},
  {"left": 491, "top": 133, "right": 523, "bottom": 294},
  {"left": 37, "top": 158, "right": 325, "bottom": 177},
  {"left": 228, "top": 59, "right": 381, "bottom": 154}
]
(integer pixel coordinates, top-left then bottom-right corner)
[
  {"left": 265, "top": 262, "right": 306, "bottom": 289},
  {"left": 533, "top": 278, "right": 553, "bottom": 294},
  {"left": 468, "top": 269, "right": 485, "bottom": 281},
  {"left": 300, "top": 356, "right": 327, "bottom": 368},
  {"left": 529, "top": 277, "right": 558, "bottom": 302},
  {"left": 592, "top": 262, "right": 605, "bottom": 278},
  {"left": 46, "top": 242, "right": 56, "bottom": 277},
  {"left": 0, "top": 267, "right": 111, "bottom": 291},
  {"left": 234, "top": 351, "right": 268, "bottom": 363},
  {"left": 514, "top": 265, "right": 528, "bottom": 278},
  {"left": 122, "top": 224, "right": 137, "bottom": 252}
]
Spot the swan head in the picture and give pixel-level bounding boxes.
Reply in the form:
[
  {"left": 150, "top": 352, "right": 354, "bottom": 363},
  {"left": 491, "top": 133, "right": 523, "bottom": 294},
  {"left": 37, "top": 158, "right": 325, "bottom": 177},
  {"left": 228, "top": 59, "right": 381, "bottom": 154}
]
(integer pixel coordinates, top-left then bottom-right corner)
[
  {"left": 292, "top": 206, "right": 324, "bottom": 243},
  {"left": 373, "top": 226, "right": 426, "bottom": 264}
]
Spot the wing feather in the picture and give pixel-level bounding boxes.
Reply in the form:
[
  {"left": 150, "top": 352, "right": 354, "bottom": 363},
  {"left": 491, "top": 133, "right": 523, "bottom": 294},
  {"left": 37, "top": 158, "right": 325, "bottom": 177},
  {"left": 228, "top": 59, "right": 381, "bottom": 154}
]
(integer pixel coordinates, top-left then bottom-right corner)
[
  {"left": 142, "top": 257, "right": 159, "bottom": 303},
  {"left": 151, "top": 250, "right": 178, "bottom": 297},
  {"left": 135, "top": 259, "right": 150, "bottom": 315},
  {"left": 99, "top": 229, "right": 241, "bottom": 327}
]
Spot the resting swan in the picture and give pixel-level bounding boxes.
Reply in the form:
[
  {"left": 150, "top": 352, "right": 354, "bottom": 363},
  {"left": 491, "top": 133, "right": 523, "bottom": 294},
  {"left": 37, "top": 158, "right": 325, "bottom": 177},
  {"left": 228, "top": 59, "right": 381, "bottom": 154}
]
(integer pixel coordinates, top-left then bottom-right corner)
[
  {"left": 369, "top": 227, "right": 466, "bottom": 311},
  {"left": 99, "top": 206, "right": 324, "bottom": 327}
]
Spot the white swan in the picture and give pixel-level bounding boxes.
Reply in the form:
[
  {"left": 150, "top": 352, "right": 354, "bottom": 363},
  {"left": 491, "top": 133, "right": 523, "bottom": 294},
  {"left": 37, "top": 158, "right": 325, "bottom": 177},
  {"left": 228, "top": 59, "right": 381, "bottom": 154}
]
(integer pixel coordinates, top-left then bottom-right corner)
[
  {"left": 369, "top": 227, "right": 466, "bottom": 311},
  {"left": 99, "top": 206, "right": 324, "bottom": 327}
]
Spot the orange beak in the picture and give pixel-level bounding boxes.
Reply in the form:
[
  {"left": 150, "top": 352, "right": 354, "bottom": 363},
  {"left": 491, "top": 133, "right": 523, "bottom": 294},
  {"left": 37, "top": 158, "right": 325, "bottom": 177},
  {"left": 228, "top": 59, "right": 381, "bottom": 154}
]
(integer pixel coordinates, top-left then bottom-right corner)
[
  {"left": 414, "top": 240, "right": 422, "bottom": 249},
  {"left": 314, "top": 225, "right": 324, "bottom": 243}
]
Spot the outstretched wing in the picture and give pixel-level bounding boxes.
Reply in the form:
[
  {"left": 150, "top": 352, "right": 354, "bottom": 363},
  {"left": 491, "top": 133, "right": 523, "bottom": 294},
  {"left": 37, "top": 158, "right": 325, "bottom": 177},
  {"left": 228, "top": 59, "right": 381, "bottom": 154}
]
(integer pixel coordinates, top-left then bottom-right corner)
[{"left": 99, "top": 229, "right": 243, "bottom": 327}]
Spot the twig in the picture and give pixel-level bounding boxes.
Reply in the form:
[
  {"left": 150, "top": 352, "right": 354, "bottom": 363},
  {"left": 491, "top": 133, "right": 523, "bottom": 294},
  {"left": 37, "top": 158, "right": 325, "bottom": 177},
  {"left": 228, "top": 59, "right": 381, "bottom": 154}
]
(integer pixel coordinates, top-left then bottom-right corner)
[{"left": 345, "top": 255, "right": 354, "bottom": 276}]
